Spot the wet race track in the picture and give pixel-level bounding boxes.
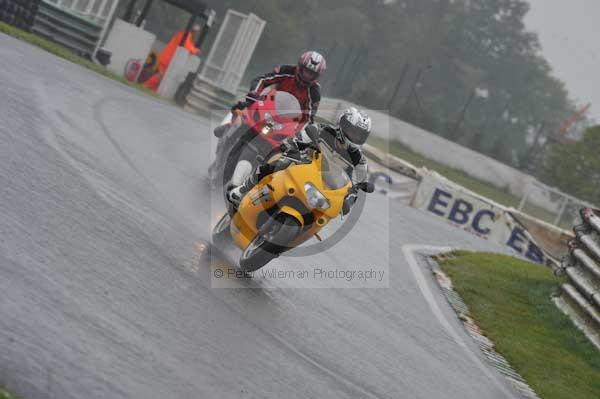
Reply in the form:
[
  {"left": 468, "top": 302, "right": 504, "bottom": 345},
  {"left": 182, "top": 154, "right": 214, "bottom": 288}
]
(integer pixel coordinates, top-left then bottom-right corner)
[{"left": 0, "top": 35, "right": 519, "bottom": 398}]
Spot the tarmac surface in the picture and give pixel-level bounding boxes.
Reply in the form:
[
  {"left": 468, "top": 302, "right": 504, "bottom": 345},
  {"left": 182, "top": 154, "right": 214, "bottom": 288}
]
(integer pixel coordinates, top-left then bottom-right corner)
[{"left": 0, "top": 34, "right": 517, "bottom": 398}]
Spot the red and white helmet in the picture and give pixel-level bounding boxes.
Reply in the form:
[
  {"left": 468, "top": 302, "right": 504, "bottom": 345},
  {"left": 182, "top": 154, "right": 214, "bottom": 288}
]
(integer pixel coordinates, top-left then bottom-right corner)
[{"left": 297, "top": 51, "right": 327, "bottom": 85}]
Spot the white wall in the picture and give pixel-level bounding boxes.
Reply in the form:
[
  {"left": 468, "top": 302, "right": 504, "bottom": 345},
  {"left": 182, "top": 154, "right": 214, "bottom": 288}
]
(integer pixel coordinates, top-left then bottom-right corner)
[
  {"left": 157, "top": 48, "right": 201, "bottom": 98},
  {"left": 319, "top": 98, "right": 537, "bottom": 199},
  {"left": 103, "top": 19, "right": 156, "bottom": 78}
]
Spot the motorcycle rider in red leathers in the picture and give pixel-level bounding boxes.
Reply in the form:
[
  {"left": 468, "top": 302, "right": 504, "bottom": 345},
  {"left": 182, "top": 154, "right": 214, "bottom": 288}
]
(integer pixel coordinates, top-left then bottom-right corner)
[
  {"left": 219, "top": 51, "right": 327, "bottom": 191},
  {"left": 231, "top": 51, "right": 326, "bottom": 125}
]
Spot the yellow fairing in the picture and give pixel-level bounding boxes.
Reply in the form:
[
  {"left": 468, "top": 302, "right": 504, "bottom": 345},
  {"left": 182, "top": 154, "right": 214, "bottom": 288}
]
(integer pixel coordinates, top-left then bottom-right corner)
[
  {"left": 230, "top": 152, "right": 351, "bottom": 250},
  {"left": 278, "top": 206, "right": 304, "bottom": 225}
]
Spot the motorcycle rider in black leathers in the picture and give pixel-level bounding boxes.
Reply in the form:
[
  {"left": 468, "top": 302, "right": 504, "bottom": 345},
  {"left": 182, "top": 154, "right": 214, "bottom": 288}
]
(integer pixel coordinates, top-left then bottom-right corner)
[{"left": 227, "top": 107, "right": 372, "bottom": 215}]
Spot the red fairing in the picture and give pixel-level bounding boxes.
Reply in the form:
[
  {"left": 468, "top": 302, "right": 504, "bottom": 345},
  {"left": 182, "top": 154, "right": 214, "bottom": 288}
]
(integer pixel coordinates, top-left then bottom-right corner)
[{"left": 240, "top": 89, "right": 304, "bottom": 148}]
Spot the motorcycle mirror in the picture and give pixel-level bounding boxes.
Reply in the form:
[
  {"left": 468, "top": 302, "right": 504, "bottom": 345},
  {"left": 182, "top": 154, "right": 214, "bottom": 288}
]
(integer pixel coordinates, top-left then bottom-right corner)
[{"left": 358, "top": 182, "right": 375, "bottom": 193}]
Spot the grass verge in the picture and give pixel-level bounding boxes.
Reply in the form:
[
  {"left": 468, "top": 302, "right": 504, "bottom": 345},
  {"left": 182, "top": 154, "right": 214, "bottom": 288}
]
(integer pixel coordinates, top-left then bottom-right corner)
[
  {"left": 438, "top": 251, "right": 600, "bottom": 399},
  {"left": 0, "top": 21, "right": 156, "bottom": 97},
  {"left": 0, "top": 388, "right": 21, "bottom": 399},
  {"left": 370, "top": 137, "right": 518, "bottom": 206}
]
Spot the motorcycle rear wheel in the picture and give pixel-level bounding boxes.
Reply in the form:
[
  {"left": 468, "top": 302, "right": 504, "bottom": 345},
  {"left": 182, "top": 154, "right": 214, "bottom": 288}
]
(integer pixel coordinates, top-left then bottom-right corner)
[{"left": 239, "top": 215, "right": 301, "bottom": 272}]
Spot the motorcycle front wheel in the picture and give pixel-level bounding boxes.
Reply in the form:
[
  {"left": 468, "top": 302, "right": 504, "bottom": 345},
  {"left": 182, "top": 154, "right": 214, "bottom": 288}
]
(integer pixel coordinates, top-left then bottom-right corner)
[{"left": 239, "top": 215, "right": 301, "bottom": 272}]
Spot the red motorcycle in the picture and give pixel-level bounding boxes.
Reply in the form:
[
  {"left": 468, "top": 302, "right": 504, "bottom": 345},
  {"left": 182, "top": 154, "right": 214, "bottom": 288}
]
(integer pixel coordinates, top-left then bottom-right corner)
[{"left": 209, "top": 89, "right": 304, "bottom": 187}]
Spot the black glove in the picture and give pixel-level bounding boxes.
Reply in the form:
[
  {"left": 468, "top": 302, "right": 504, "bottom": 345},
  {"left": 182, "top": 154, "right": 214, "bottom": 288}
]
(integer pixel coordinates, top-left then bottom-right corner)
[
  {"left": 255, "top": 162, "right": 274, "bottom": 177},
  {"left": 279, "top": 139, "right": 299, "bottom": 153},
  {"left": 232, "top": 91, "right": 265, "bottom": 111},
  {"left": 296, "top": 140, "right": 314, "bottom": 151}
]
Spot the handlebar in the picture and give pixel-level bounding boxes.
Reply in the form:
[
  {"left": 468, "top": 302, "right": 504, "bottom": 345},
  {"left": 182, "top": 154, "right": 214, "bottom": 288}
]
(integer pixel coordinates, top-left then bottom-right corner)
[{"left": 259, "top": 144, "right": 374, "bottom": 195}]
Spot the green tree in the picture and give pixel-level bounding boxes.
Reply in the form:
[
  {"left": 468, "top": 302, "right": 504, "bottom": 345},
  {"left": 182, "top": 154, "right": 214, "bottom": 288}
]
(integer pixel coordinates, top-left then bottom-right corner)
[{"left": 542, "top": 126, "right": 600, "bottom": 204}]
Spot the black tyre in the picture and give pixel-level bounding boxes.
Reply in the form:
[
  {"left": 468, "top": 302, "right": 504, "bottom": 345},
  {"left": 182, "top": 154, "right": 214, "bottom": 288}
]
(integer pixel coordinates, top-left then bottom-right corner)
[
  {"left": 239, "top": 215, "right": 301, "bottom": 272},
  {"left": 211, "top": 125, "right": 243, "bottom": 186}
]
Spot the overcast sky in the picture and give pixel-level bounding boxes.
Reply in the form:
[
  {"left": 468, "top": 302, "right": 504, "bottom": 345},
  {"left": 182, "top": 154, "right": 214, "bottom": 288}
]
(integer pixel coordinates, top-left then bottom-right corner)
[{"left": 525, "top": 0, "right": 600, "bottom": 121}]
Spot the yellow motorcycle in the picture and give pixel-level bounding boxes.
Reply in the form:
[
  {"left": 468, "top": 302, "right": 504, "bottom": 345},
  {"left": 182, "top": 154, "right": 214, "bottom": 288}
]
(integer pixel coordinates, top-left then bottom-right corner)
[{"left": 211, "top": 129, "right": 374, "bottom": 272}]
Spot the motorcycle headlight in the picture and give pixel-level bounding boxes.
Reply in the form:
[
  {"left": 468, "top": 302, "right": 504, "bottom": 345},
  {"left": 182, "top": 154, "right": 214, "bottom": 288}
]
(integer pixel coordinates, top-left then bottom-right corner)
[{"left": 304, "top": 183, "right": 330, "bottom": 210}]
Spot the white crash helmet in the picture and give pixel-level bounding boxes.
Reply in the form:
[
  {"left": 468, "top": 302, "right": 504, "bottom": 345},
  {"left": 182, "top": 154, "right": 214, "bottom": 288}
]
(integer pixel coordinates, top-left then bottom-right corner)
[{"left": 337, "top": 107, "right": 372, "bottom": 145}]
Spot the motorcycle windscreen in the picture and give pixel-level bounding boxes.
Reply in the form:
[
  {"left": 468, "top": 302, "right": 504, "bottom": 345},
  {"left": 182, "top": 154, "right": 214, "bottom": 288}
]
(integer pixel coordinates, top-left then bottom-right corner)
[
  {"left": 274, "top": 91, "right": 302, "bottom": 121},
  {"left": 320, "top": 145, "right": 351, "bottom": 190}
]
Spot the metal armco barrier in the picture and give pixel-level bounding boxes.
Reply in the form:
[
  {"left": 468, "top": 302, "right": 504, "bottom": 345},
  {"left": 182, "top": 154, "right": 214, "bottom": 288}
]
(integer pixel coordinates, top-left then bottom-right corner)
[
  {"left": 0, "top": 0, "right": 40, "bottom": 30},
  {"left": 556, "top": 208, "right": 600, "bottom": 349},
  {"left": 31, "top": 0, "right": 103, "bottom": 57},
  {"left": 182, "top": 75, "right": 237, "bottom": 115}
]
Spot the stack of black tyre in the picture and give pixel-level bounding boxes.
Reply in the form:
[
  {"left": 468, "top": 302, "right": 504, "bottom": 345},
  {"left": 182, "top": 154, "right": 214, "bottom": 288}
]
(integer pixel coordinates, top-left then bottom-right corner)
[{"left": 0, "top": 0, "right": 40, "bottom": 31}]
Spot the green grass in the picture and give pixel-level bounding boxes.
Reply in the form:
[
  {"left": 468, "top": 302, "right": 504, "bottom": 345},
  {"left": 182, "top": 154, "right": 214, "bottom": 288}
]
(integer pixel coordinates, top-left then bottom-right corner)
[
  {"left": 0, "top": 388, "right": 21, "bottom": 399},
  {"left": 370, "top": 137, "right": 519, "bottom": 205},
  {"left": 439, "top": 251, "right": 600, "bottom": 399},
  {"left": 0, "top": 21, "right": 157, "bottom": 97},
  {"left": 369, "top": 136, "right": 563, "bottom": 225}
]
